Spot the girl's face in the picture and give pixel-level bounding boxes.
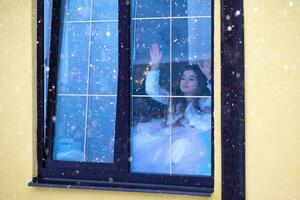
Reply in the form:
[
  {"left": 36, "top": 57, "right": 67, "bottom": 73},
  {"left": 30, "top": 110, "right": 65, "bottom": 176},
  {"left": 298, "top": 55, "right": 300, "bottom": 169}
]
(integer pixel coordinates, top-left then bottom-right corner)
[{"left": 180, "top": 70, "right": 199, "bottom": 96}]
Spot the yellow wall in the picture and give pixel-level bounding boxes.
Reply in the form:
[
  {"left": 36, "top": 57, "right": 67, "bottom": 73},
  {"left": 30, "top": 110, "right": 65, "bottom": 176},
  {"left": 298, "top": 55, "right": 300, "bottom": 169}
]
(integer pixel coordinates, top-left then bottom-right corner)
[
  {"left": 244, "top": 1, "right": 300, "bottom": 199},
  {"left": 0, "top": 0, "right": 299, "bottom": 200}
]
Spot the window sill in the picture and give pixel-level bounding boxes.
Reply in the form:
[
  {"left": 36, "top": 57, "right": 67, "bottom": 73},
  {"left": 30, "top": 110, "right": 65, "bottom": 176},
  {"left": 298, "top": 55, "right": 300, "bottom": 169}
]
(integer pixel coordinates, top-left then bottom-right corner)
[{"left": 29, "top": 177, "right": 213, "bottom": 196}]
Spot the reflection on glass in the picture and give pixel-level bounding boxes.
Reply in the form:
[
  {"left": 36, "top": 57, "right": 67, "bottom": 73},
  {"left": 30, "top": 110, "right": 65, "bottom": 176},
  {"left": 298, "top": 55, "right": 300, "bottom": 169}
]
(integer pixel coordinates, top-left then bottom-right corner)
[
  {"left": 54, "top": 96, "right": 86, "bottom": 161},
  {"left": 86, "top": 97, "right": 117, "bottom": 163},
  {"left": 131, "top": 0, "right": 212, "bottom": 176},
  {"left": 90, "top": 22, "right": 118, "bottom": 94}
]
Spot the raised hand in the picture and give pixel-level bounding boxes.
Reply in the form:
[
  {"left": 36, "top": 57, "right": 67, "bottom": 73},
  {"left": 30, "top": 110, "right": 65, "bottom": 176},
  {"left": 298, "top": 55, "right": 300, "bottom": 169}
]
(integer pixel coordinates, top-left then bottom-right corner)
[
  {"left": 149, "top": 43, "right": 162, "bottom": 70},
  {"left": 198, "top": 56, "right": 211, "bottom": 81}
]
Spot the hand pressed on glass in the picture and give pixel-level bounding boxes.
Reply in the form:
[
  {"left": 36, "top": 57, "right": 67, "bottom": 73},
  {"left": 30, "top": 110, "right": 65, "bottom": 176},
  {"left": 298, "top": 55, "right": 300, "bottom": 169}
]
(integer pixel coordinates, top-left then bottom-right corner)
[{"left": 149, "top": 43, "right": 162, "bottom": 70}]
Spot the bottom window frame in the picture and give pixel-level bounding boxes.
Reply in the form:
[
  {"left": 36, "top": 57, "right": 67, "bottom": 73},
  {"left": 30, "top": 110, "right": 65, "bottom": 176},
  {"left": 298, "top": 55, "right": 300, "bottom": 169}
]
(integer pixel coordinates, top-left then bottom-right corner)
[{"left": 29, "top": 177, "right": 213, "bottom": 196}]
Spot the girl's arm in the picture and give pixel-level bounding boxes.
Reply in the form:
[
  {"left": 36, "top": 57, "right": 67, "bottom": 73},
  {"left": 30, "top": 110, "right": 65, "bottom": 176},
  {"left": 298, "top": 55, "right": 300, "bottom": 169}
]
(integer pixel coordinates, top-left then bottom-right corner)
[
  {"left": 145, "top": 43, "right": 169, "bottom": 105},
  {"left": 145, "top": 69, "right": 169, "bottom": 105}
]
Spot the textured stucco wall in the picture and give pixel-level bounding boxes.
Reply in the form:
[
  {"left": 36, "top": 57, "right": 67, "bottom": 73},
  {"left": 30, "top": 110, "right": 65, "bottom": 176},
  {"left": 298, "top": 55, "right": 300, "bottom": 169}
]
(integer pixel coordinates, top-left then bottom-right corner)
[{"left": 244, "top": 1, "right": 300, "bottom": 200}]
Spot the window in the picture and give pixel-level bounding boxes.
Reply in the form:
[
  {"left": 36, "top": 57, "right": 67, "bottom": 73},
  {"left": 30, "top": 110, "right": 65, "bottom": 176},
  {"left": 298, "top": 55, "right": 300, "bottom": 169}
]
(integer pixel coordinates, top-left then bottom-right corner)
[{"left": 31, "top": 0, "right": 245, "bottom": 198}]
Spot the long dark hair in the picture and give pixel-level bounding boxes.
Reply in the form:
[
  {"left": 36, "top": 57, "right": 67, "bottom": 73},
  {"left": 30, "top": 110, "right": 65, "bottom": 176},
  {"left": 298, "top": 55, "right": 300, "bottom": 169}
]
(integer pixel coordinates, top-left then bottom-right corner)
[{"left": 167, "top": 64, "right": 210, "bottom": 125}]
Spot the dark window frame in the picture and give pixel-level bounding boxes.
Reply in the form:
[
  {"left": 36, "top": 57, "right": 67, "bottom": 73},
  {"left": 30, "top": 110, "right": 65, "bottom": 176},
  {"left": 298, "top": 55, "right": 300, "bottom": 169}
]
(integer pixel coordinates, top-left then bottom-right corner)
[
  {"left": 30, "top": 0, "right": 245, "bottom": 199},
  {"left": 221, "top": 0, "right": 245, "bottom": 199}
]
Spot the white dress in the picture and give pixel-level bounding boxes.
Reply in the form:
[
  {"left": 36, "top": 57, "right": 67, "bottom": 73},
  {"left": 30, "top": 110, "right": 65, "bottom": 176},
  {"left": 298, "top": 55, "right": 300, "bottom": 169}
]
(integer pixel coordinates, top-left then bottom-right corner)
[{"left": 131, "top": 70, "right": 212, "bottom": 176}]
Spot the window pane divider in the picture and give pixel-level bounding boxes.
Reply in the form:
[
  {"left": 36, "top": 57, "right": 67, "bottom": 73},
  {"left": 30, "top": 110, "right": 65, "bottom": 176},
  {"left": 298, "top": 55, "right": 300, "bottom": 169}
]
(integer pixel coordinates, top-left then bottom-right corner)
[
  {"left": 132, "top": 16, "right": 211, "bottom": 20},
  {"left": 82, "top": 0, "right": 94, "bottom": 162},
  {"left": 132, "top": 95, "right": 211, "bottom": 98},
  {"left": 62, "top": 20, "right": 118, "bottom": 23},
  {"left": 57, "top": 94, "right": 118, "bottom": 97}
]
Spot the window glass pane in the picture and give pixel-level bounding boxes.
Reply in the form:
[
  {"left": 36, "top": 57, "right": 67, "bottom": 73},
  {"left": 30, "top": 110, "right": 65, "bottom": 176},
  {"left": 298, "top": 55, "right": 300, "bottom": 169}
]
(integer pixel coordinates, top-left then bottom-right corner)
[
  {"left": 131, "top": 0, "right": 212, "bottom": 176},
  {"left": 131, "top": 97, "right": 171, "bottom": 174},
  {"left": 132, "top": 97, "right": 168, "bottom": 123},
  {"left": 131, "top": 19, "right": 170, "bottom": 65},
  {"left": 44, "top": 0, "right": 52, "bottom": 67},
  {"left": 57, "top": 23, "right": 89, "bottom": 94},
  {"left": 172, "top": 0, "right": 211, "bottom": 17},
  {"left": 61, "top": 0, "right": 91, "bottom": 22},
  {"left": 133, "top": 0, "right": 170, "bottom": 18},
  {"left": 132, "top": 64, "right": 170, "bottom": 96},
  {"left": 89, "top": 22, "right": 118, "bottom": 94},
  {"left": 44, "top": 0, "right": 52, "bottom": 139},
  {"left": 172, "top": 18, "right": 211, "bottom": 63},
  {"left": 52, "top": 1, "right": 118, "bottom": 163},
  {"left": 169, "top": 97, "right": 211, "bottom": 175},
  {"left": 92, "top": 0, "right": 118, "bottom": 20},
  {"left": 53, "top": 96, "right": 86, "bottom": 161},
  {"left": 86, "top": 97, "right": 117, "bottom": 162}
]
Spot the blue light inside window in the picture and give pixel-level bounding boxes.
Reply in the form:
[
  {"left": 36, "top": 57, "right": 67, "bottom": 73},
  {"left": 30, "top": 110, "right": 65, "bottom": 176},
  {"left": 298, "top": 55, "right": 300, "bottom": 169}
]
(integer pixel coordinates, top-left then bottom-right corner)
[
  {"left": 130, "top": 0, "right": 212, "bottom": 176},
  {"left": 52, "top": 0, "right": 118, "bottom": 163},
  {"left": 44, "top": 0, "right": 53, "bottom": 141}
]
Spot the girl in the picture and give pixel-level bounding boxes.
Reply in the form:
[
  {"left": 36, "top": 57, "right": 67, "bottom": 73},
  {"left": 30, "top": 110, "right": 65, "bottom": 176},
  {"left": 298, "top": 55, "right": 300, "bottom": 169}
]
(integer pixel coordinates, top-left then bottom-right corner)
[{"left": 131, "top": 43, "right": 212, "bottom": 176}]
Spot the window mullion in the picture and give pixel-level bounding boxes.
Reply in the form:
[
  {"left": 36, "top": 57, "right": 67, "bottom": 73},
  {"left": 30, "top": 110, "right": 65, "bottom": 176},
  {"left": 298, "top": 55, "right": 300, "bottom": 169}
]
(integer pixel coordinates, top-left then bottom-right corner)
[
  {"left": 45, "top": 0, "right": 62, "bottom": 163},
  {"left": 113, "top": 0, "right": 131, "bottom": 173},
  {"left": 82, "top": 0, "right": 94, "bottom": 162}
]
